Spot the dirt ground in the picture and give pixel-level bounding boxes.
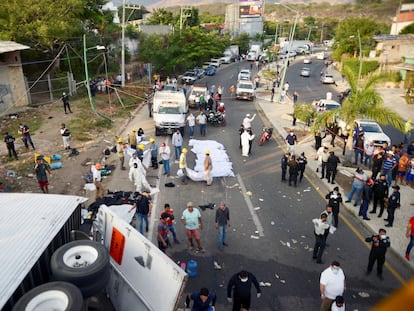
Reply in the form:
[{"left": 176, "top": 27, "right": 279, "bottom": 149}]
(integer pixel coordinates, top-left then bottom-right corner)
[{"left": 0, "top": 100, "right": 143, "bottom": 197}]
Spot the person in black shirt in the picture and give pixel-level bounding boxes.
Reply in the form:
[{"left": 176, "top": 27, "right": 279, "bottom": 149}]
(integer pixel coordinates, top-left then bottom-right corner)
[
  {"left": 325, "top": 187, "right": 343, "bottom": 228},
  {"left": 365, "top": 228, "right": 390, "bottom": 280},
  {"left": 227, "top": 270, "right": 261, "bottom": 311},
  {"left": 128, "top": 192, "right": 152, "bottom": 234},
  {"left": 385, "top": 185, "right": 401, "bottom": 227},
  {"left": 369, "top": 174, "right": 389, "bottom": 217},
  {"left": 326, "top": 151, "right": 340, "bottom": 184},
  {"left": 3, "top": 132, "right": 18, "bottom": 160},
  {"left": 297, "top": 152, "right": 308, "bottom": 182},
  {"left": 288, "top": 155, "right": 299, "bottom": 187},
  {"left": 281, "top": 152, "right": 290, "bottom": 182},
  {"left": 371, "top": 151, "right": 384, "bottom": 180}
]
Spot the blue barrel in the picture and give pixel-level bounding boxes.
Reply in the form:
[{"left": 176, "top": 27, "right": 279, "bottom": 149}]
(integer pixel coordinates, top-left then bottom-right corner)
[
  {"left": 51, "top": 154, "right": 62, "bottom": 161},
  {"left": 187, "top": 260, "right": 198, "bottom": 277},
  {"left": 50, "top": 162, "right": 62, "bottom": 170}
]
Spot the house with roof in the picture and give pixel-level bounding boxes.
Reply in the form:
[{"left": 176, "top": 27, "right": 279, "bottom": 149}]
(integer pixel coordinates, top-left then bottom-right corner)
[
  {"left": 391, "top": 3, "right": 414, "bottom": 35},
  {"left": 0, "top": 41, "right": 30, "bottom": 115}
]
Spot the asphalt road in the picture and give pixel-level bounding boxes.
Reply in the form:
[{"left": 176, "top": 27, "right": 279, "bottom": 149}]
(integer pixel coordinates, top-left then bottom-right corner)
[{"left": 147, "top": 62, "right": 414, "bottom": 310}]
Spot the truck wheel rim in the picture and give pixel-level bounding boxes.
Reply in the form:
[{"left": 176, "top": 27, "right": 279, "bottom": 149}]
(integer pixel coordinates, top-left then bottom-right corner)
[
  {"left": 26, "top": 290, "right": 69, "bottom": 310},
  {"left": 63, "top": 245, "right": 98, "bottom": 268}
]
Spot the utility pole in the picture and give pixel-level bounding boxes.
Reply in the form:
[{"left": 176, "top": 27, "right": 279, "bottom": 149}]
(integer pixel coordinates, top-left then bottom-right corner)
[{"left": 180, "top": 7, "right": 192, "bottom": 35}]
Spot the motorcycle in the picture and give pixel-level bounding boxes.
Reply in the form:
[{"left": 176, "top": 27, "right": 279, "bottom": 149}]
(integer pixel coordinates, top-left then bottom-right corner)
[
  {"left": 258, "top": 127, "right": 273, "bottom": 145},
  {"left": 207, "top": 111, "right": 226, "bottom": 126}
]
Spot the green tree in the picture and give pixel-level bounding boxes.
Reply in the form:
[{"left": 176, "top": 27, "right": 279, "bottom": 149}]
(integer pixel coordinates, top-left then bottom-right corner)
[
  {"left": 312, "top": 66, "right": 404, "bottom": 163},
  {"left": 332, "top": 17, "right": 388, "bottom": 60},
  {"left": 399, "top": 23, "right": 414, "bottom": 34},
  {"left": 146, "top": 8, "right": 174, "bottom": 25}
]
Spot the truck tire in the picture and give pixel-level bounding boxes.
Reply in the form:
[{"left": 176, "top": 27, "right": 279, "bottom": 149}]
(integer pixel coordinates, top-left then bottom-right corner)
[
  {"left": 77, "top": 268, "right": 110, "bottom": 297},
  {"left": 12, "top": 282, "right": 84, "bottom": 311},
  {"left": 155, "top": 127, "right": 160, "bottom": 136},
  {"left": 50, "top": 240, "right": 109, "bottom": 287}
]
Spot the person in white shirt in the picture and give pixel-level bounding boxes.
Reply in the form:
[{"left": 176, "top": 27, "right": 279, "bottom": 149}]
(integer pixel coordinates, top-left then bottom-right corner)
[
  {"left": 187, "top": 112, "right": 196, "bottom": 139},
  {"left": 320, "top": 261, "right": 346, "bottom": 311},
  {"left": 171, "top": 129, "right": 183, "bottom": 162},
  {"left": 364, "top": 141, "right": 375, "bottom": 168},
  {"left": 91, "top": 163, "right": 103, "bottom": 200},
  {"left": 159, "top": 142, "right": 171, "bottom": 176},
  {"left": 242, "top": 113, "right": 256, "bottom": 129},
  {"left": 331, "top": 295, "right": 345, "bottom": 311},
  {"left": 312, "top": 213, "right": 330, "bottom": 263}
]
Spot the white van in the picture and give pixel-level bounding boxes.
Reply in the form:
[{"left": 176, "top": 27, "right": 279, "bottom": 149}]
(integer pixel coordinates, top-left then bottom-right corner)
[{"left": 153, "top": 90, "right": 188, "bottom": 135}]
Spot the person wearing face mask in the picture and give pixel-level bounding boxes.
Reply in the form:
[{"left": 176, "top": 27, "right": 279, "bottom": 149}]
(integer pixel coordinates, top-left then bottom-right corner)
[
  {"left": 227, "top": 270, "right": 261, "bottom": 311},
  {"left": 285, "top": 129, "right": 297, "bottom": 155},
  {"left": 369, "top": 174, "right": 389, "bottom": 217},
  {"left": 365, "top": 228, "right": 390, "bottom": 280},
  {"left": 319, "top": 261, "right": 346, "bottom": 311},
  {"left": 325, "top": 187, "right": 342, "bottom": 228}
]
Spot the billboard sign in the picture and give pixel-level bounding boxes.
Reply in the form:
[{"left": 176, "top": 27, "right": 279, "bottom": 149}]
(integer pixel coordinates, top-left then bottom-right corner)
[{"left": 239, "top": 1, "right": 263, "bottom": 18}]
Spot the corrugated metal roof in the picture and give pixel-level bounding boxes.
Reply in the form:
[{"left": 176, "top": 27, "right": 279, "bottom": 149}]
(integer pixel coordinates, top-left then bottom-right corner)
[
  {"left": 0, "top": 193, "right": 87, "bottom": 308},
  {"left": 0, "top": 41, "right": 30, "bottom": 54}
]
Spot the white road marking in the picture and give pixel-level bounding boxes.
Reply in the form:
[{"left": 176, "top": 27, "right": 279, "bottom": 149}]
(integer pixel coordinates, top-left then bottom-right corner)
[{"left": 236, "top": 173, "right": 265, "bottom": 237}]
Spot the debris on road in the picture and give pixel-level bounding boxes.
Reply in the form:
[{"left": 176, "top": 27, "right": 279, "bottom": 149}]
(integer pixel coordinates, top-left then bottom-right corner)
[{"left": 250, "top": 235, "right": 260, "bottom": 239}]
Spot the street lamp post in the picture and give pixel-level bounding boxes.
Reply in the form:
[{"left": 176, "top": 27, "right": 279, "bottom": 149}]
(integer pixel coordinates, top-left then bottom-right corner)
[
  {"left": 121, "top": 0, "right": 126, "bottom": 87},
  {"left": 275, "top": 2, "right": 299, "bottom": 103},
  {"left": 83, "top": 34, "right": 106, "bottom": 117},
  {"left": 357, "top": 29, "right": 362, "bottom": 82}
]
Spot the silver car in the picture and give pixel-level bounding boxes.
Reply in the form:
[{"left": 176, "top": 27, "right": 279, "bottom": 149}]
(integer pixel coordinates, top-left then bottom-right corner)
[
  {"left": 320, "top": 74, "right": 335, "bottom": 84},
  {"left": 300, "top": 67, "right": 311, "bottom": 77}
]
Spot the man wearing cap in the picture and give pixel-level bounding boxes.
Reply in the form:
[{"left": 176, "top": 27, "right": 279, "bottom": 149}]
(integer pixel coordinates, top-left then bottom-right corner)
[
  {"left": 385, "top": 185, "right": 401, "bottom": 227},
  {"left": 128, "top": 129, "right": 137, "bottom": 150},
  {"left": 215, "top": 202, "right": 230, "bottom": 250},
  {"left": 157, "top": 213, "right": 170, "bottom": 253},
  {"left": 149, "top": 138, "right": 158, "bottom": 169},
  {"left": 382, "top": 151, "right": 397, "bottom": 185},
  {"left": 172, "top": 129, "right": 183, "bottom": 162},
  {"left": 345, "top": 167, "right": 367, "bottom": 206},
  {"left": 18, "top": 123, "right": 35, "bottom": 151},
  {"left": 203, "top": 150, "right": 213, "bottom": 186},
  {"left": 186, "top": 287, "right": 216, "bottom": 311},
  {"left": 61, "top": 92, "right": 72, "bottom": 113},
  {"left": 227, "top": 270, "right": 261, "bottom": 311},
  {"left": 159, "top": 142, "right": 171, "bottom": 176},
  {"left": 319, "top": 261, "right": 346, "bottom": 311},
  {"left": 370, "top": 174, "right": 389, "bottom": 217},
  {"left": 92, "top": 163, "right": 103, "bottom": 200},
  {"left": 181, "top": 202, "right": 205, "bottom": 252},
  {"left": 242, "top": 113, "right": 256, "bottom": 129},
  {"left": 365, "top": 228, "right": 390, "bottom": 280},
  {"left": 129, "top": 192, "right": 152, "bottom": 234},
  {"left": 179, "top": 148, "right": 188, "bottom": 184},
  {"left": 116, "top": 137, "right": 126, "bottom": 170},
  {"left": 60, "top": 123, "right": 71, "bottom": 150}
]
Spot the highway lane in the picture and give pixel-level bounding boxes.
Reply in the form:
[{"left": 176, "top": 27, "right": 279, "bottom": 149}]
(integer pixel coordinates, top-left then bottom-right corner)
[{"left": 152, "top": 62, "right": 412, "bottom": 310}]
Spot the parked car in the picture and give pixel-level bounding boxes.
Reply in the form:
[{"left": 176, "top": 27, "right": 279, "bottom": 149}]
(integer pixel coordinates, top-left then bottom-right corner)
[
  {"left": 303, "top": 57, "right": 312, "bottom": 64},
  {"left": 193, "top": 67, "right": 204, "bottom": 79},
  {"left": 204, "top": 66, "right": 216, "bottom": 76},
  {"left": 202, "top": 62, "right": 211, "bottom": 69},
  {"left": 320, "top": 73, "right": 335, "bottom": 84},
  {"left": 209, "top": 58, "right": 221, "bottom": 68},
  {"left": 238, "top": 69, "right": 251, "bottom": 81},
  {"left": 300, "top": 67, "right": 311, "bottom": 77},
  {"left": 163, "top": 84, "right": 178, "bottom": 92},
  {"left": 278, "top": 51, "right": 297, "bottom": 59},
  {"left": 337, "top": 119, "right": 391, "bottom": 146},
  {"left": 314, "top": 99, "right": 341, "bottom": 112},
  {"left": 181, "top": 71, "right": 198, "bottom": 85},
  {"left": 236, "top": 80, "right": 255, "bottom": 100}
]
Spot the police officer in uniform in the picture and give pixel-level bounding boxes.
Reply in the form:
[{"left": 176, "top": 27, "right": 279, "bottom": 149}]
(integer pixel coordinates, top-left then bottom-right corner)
[
  {"left": 370, "top": 174, "right": 389, "bottom": 217},
  {"left": 365, "top": 228, "right": 390, "bottom": 280}
]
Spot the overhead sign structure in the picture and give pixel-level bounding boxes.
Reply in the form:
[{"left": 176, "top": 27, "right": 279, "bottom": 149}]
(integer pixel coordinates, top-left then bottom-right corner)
[{"left": 239, "top": 1, "right": 263, "bottom": 18}]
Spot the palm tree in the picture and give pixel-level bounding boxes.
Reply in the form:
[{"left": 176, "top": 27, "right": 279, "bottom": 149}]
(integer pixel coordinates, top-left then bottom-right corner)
[{"left": 312, "top": 65, "right": 405, "bottom": 164}]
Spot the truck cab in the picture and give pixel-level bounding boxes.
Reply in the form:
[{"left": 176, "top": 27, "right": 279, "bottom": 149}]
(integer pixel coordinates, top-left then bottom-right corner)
[{"left": 153, "top": 90, "right": 188, "bottom": 136}]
